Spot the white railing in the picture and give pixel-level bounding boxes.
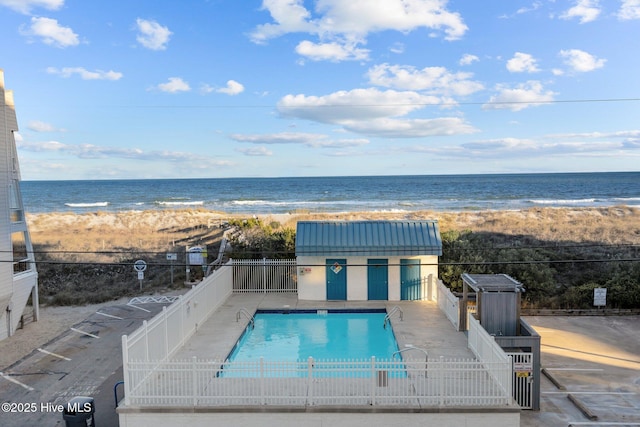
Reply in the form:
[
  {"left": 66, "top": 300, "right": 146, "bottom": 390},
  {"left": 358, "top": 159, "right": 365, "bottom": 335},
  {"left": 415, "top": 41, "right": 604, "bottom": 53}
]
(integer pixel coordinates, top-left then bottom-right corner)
[
  {"left": 232, "top": 258, "right": 297, "bottom": 293},
  {"left": 122, "top": 261, "right": 233, "bottom": 405},
  {"left": 436, "top": 279, "right": 460, "bottom": 331},
  {"left": 125, "top": 356, "right": 512, "bottom": 408},
  {"left": 467, "top": 314, "right": 513, "bottom": 400}
]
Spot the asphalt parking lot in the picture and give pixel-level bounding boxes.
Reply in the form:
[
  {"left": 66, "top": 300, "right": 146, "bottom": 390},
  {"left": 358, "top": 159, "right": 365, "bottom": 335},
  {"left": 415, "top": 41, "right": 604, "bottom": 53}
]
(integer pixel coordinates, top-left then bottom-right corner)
[
  {"left": 0, "top": 301, "right": 171, "bottom": 427},
  {"left": 520, "top": 315, "right": 640, "bottom": 426}
]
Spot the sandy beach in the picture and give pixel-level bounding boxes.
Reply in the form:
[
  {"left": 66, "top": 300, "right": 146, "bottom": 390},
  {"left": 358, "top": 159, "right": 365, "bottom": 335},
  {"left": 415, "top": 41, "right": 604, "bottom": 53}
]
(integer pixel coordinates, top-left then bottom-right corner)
[{"left": 26, "top": 205, "right": 640, "bottom": 248}]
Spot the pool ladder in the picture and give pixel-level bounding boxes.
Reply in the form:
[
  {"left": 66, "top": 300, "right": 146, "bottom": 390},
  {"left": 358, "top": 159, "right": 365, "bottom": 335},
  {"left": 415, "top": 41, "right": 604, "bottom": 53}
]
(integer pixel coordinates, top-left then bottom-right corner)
[
  {"left": 392, "top": 345, "right": 429, "bottom": 376},
  {"left": 236, "top": 308, "right": 255, "bottom": 329},
  {"left": 383, "top": 306, "right": 403, "bottom": 329}
]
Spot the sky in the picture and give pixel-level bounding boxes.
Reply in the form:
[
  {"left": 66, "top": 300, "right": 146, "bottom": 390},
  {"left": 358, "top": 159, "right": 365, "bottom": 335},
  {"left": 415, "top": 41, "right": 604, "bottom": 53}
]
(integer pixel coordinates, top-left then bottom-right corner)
[{"left": 1, "top": 0, "right": 639, "bottom": 181}]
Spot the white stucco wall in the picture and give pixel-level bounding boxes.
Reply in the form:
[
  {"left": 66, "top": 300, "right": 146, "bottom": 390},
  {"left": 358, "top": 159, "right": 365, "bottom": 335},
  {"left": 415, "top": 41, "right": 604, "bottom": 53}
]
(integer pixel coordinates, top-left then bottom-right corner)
[
  {"left": 119, "top": 410, "right": 519, "bottom": 427},
  {"left": 297, "top": 255, "right": 439, "bottom": 301}
]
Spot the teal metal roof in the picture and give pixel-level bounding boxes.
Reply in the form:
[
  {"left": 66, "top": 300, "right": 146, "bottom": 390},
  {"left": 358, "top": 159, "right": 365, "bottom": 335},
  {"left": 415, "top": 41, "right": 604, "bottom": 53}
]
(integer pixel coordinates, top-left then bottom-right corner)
[{"left": 295, "top": 220, "right": 442, "bottom": 257}]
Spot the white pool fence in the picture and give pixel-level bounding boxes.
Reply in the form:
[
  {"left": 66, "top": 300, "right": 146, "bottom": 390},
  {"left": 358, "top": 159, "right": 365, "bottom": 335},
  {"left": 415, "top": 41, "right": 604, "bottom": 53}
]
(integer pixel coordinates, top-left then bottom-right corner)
[
  {"left": 125, "top": 356, "right": 513, "bottom": 407},
  {"left": 467, "top": 314, "right": 513, "bottom": 398},
  {"left": 232, "top": 258, "right": 297, "bottom": 293},
  {"left": 121, "top": 259, "right": 513, "bottom": 408}
]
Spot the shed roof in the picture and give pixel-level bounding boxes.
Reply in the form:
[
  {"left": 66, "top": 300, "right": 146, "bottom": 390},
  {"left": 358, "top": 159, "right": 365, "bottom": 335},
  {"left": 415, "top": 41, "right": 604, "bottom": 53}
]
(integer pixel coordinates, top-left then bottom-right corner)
[
  {"left": 461, "top": 273, "right": 525, "bottom": 293},
  {"left": 295, "top": 220, "right": 442, "bottom": 257}
]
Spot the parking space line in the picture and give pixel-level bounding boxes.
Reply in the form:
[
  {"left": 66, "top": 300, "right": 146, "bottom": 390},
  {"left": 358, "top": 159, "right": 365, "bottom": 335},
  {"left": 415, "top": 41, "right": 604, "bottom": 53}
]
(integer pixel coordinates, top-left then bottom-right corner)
[
  {"left": 37, "top": 348, "right": 71, "bottom": 361},
  {"left": 0, "top": 372, "right": 34, "bottom": 391},
  {"left": 544, "top": 368, "right": 604, "bottom": 371},
  {"left": 70, "top": 328, "right": 100, "bottom": 339},
  {"left": 96, "top": 311, "right": 123, "bottom": 320},
  {"left": 569, "top": 423, "right": 640, "bottom": 426},
  {"left": 127, "top": 303, "right": 151, "bottom": 313},
  {"left": 543, "top": 391, "right": 635, "bottom": 395}
]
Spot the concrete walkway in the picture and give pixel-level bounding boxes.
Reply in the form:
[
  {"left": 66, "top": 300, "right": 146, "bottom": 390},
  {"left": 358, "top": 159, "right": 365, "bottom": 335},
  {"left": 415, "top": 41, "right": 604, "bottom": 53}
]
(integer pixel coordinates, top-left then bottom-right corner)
[{"left": 173, "top": 293, "right": 476, "bottom": 361}]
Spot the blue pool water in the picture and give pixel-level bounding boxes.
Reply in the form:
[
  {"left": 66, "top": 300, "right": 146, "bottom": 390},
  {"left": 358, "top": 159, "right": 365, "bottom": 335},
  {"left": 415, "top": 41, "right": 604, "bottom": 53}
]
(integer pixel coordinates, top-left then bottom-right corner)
[{"left": 227, "top": 309, "right": 400, "bottom": 362}]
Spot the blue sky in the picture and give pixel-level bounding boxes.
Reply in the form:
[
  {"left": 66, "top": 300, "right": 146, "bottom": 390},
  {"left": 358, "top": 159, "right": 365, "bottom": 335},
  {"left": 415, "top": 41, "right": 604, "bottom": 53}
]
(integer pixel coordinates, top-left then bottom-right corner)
[{"left": 1, "top": 0, "right": 639, "bottom": 180}]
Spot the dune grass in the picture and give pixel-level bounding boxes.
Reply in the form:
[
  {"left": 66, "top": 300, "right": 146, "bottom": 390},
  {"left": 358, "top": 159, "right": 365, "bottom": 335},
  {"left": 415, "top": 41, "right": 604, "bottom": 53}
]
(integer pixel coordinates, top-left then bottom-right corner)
[{"left": 26, "top": 206, "right": 640, "bottom": 307}]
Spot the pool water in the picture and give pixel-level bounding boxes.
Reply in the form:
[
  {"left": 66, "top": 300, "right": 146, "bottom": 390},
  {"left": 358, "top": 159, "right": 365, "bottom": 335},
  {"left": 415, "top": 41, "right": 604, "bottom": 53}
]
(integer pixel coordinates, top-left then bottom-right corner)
[{"left": 227, "top": 310, "right": 400, "bottom": 362}]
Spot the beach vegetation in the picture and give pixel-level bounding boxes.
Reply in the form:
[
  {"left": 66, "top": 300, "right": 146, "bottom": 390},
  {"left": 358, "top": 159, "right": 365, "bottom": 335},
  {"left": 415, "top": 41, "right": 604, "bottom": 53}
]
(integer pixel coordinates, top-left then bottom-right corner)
[
  {"left": 227, "top": 217, "right": 296, "bottom": 259},
  {"left": 25, "top": 206, "right": 640, "bottom": 308}
]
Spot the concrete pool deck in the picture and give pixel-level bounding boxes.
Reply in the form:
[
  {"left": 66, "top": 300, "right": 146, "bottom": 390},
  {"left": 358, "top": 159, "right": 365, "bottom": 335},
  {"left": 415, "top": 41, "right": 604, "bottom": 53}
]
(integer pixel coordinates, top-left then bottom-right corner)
[{"left": 173, "top": 293, "right": 476, "bottom": 362}]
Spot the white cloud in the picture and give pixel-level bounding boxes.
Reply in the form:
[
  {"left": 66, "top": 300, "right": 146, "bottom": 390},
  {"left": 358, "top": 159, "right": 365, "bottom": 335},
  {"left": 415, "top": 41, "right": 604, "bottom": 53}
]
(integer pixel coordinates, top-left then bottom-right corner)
[
  {"left": 46, "top": 67, "right": 123, "bottom": 80},
  {"left": 560, "top": 0, "right": 601, "bottom": 23},
  {"left": 618, "top": 0, "right": 640, "bottom": 20},
  {"left": 135, "top": 18, "right": 172, "bottom": 50},
  {"left": 459, "top": 132, "right": 640, "bottom": 157},
  {"left": 216, "top": 80, "right": 245, "bottom": 95},
  {"left": 516, "top": 2, "right": 542, "bottom": 15},
  {"left": 295, "top": 40, "right": 370, "bottom": 61},
  {"left": 251, "top": 0, "right": 468, "bottom": 61},
  {"left": 236, "top": 146, "right": 273, "bottom": 156},
  {"left": 459, "top": 54, "right": 479, "bottom": 66},
  {"left": 559, "top": 49, "right": 606, "bottom": 72},
  {"left": 408, "top": 130, "right": 640, "bottom": 160},
  {"left": 483, "top": 81, "right": 556, "bottom": 111},
  {"left": 367, "top": 63, "right": 484, "bottom": 96},
  {"left": 278, "top": 88, "right": 436, "bottom": 123},
  {"left": 506, "top": 52, "right": 540, "bottom": 73},
  {"left": 20, "top": 17, "right": 79, "bottom": 47},
  {"left": 231, "top": 132, "right": 370, "bottom": 148},
  {"left": 0, "top": 0, "right": 63, "bottom": 14},
  {"left": 389, "top": 42, "right": 405, "bottom": 54},
  {"left": 250, "top": 0, "right": 314, "bottom": 43},
  {"left": 277, "top": 87, "right": 478, "bottom": 138},
  {"left": 17, "top": 139, "right": 234, "bottom": 166},
  {"left": 155, "top": 77, "right": 190, "bottom": 93},
  {"left": 342, "top": 117, "right": 477, "bottom": 138},
  {"left": 27, "top": 120, "right": 63, "bottom": 132}
]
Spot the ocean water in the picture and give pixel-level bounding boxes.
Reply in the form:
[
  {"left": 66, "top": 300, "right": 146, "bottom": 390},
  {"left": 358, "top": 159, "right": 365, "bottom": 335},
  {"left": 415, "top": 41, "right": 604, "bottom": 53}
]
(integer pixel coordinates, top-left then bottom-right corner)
[{"left": 19, "top": 172, "right": 640, "bottom": 215}]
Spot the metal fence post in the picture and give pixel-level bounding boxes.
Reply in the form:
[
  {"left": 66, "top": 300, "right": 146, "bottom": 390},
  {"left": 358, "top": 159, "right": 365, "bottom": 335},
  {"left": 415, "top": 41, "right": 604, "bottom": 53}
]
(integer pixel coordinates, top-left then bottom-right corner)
[
  {"left": 439, "top": 356, "right": 445, "bottom": 406},
  {"left": 260, "top": 357, "right": 265, "bottom": 405},
  {"left": 308, "top": 357, "right": 314, "bottom": 405},
  {"left": 371, "top": 356, "right": 376, "bottom": 406},
  {"left": 143, "top": 320, "right": 149, "bottom": 362},
  {"left": 262, "top": 258, "right": 267, "bottom": 293},
  {"left": 163, "top": 306, "right": 169, "bottom": 359},
  {"left": 121, "top": 335, "right": 131, "bottom": 406},
  {"left": 192, "top": 356, "right": 198, "bottom": 406}
]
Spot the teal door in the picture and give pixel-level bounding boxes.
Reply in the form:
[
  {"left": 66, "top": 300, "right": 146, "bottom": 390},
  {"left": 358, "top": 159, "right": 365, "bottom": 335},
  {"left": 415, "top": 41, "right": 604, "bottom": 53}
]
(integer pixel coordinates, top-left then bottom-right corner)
[
  {"left": 367, "top": 259, "right": 388, "bottom": 300},
  {"left": 326, "top": 259, "right": 347, "bottom": 300},
  {"left": 401, "top": 259, "right": 421, "bottom": 300}
]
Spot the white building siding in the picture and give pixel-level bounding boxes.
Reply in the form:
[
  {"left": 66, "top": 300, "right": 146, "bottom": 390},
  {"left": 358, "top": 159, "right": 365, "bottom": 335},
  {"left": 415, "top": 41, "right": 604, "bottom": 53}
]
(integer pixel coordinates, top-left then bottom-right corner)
[
  {"left": 119, "top": 411, "right": 519, "bottom": 427},
  {"left": 297, "top": 255, "right": 438, "bottom": 301},
  {"left": 0, "top": 70, "right": 38, "bottom": 340}
]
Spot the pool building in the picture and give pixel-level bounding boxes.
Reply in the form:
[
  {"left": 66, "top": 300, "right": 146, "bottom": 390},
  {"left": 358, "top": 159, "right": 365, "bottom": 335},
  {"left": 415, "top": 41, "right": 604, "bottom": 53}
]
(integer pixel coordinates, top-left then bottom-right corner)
[
  {"left": 295, "top": 221, "right": 442, "bottom": 301},
  {"left": 118, "top": 220, "right": 523, "bottom": 426}
]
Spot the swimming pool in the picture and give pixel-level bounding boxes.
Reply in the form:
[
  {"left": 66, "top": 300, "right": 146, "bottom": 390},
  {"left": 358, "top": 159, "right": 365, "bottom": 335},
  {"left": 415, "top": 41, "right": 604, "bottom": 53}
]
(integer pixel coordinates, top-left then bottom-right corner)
[
  {"left": 223, "top": 309, "right": 403, "bottom": 377},
  {"left": 228, "top": 309, "right": 400, "bottom": 362}
]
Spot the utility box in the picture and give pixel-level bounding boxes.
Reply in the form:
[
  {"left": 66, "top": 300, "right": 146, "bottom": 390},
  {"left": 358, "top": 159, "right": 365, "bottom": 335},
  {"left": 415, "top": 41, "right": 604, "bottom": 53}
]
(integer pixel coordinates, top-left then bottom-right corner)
[
  {"left": 461, "top": 273, "right": 524, "bottom": 336},
  {"left": 62, "top": 396, "right": 95, "bottom": 427}
]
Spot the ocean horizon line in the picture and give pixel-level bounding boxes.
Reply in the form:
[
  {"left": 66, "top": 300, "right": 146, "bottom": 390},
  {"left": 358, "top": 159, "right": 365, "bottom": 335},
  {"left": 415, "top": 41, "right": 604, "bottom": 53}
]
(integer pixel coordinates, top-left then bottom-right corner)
[{"left": 21, "top": 170, "right": 639, "bottom": 183}]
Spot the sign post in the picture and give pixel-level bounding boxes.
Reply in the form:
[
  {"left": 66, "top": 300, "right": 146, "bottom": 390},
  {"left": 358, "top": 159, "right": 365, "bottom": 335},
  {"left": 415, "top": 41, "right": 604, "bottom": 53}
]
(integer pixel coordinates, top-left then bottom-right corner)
[
  {"left": 166, "top": 253, "right": 177, "bottom": 284},
  {"left": 134, "top": 260, "right": 147, "bottom": 291},
  {"left": 593, "top": 287, "right": 607, "bottom": 308}
]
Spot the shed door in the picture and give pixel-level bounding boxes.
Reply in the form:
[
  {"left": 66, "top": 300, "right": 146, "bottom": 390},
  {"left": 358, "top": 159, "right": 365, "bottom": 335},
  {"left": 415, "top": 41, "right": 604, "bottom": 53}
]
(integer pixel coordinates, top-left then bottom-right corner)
[
  {"left": 326, "top": 259, "right": 347, "bottom": 300},
  {"left": 400, "top": 259, "right": 421, "bottom": 300},
  {"left": 367, "top": 259, "right": 388, "bottom": 300}
]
